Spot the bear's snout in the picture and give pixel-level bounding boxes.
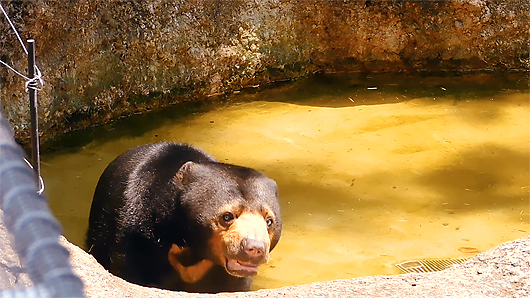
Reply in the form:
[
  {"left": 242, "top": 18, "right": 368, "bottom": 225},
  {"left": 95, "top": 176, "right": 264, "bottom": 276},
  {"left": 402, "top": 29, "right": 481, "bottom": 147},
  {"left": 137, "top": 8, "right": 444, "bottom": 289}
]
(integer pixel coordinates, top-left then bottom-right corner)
[
  {"left": 242, "top": 237, "right": 266, "bottom": 260},
  {"left": 222, "top": 212, "right": 271, "bottom": 264},
  {"left": 209, "top": 211, "right": 274, "bottom": 278}
]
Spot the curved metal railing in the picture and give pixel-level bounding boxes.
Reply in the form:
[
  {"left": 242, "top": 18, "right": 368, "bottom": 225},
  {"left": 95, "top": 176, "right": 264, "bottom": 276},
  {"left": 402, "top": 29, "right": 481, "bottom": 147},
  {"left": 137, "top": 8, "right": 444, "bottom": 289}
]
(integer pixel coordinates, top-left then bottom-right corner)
[{"left": 0, "top": 110, "right": 85, "bottom": 297}]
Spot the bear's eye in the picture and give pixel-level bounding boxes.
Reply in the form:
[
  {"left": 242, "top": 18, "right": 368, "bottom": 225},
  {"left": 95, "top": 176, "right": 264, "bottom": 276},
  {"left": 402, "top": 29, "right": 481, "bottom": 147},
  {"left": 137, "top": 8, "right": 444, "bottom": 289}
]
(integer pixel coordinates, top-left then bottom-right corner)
[
  {"left": 222, "top": 212, "right": 235, "bottom": 223},
  {"left": 266, "top": 217, "right": 274, "bottom": 228}
]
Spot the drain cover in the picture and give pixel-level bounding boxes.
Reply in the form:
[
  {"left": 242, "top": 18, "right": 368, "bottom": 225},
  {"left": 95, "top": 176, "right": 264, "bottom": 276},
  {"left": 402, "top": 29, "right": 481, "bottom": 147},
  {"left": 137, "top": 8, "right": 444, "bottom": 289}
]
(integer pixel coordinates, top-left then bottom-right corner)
[{"left": 394, "top": 258, "right": 468, "bottom": 273}]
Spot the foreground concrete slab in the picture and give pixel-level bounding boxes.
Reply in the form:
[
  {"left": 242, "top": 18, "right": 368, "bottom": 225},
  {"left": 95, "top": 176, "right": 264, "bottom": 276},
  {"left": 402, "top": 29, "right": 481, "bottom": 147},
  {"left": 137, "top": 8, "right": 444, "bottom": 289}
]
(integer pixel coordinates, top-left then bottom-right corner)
[
  {"left": 1, "top": 204, "right": 528, "bottom": 297},
  {"left": 61, "top": 235, "right": 529, "bottom": 298},
  {"left": 0, "top": 210, "right": 33, "bottom": 290}
]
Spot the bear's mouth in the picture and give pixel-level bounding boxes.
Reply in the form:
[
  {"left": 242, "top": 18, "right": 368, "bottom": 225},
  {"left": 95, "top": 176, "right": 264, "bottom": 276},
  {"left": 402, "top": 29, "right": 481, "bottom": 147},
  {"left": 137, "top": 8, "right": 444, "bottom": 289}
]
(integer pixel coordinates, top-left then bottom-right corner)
[{"left": 225, "top": 258, "right": 260, "bottom": 277}]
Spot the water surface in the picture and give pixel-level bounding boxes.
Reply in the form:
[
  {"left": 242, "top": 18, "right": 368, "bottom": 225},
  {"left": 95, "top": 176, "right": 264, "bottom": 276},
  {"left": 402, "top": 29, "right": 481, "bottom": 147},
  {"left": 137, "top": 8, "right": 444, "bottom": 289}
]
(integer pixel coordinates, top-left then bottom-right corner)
[{"left": 41, "top": 72, "right": 530, "bottom": 289}]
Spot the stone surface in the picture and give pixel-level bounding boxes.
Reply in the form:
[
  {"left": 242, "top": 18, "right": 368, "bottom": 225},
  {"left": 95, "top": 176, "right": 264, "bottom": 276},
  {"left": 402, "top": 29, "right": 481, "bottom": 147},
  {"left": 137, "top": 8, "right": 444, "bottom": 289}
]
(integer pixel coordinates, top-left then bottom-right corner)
[
  {"left": 0, "top": 207, "right": 528, "bottom": 297},
  {"left": 0, "top": 210, "right": 33, "bottom": 290},
  {"left": 0, "top": 0, "right": 528, "bottom": 145},
  {"left": 62, "top": 235, "right": 529, "bottom": 298}
]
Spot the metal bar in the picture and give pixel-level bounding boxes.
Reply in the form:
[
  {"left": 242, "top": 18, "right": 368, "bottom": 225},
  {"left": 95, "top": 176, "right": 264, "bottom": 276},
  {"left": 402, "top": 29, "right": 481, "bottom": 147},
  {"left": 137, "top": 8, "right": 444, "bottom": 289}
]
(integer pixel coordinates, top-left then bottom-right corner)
[
  {"left": 0, "top": 111, "right": 85, "bottom": 297},
  {"left": 27, "top": 39, "right": 40, "bottom": 180}
]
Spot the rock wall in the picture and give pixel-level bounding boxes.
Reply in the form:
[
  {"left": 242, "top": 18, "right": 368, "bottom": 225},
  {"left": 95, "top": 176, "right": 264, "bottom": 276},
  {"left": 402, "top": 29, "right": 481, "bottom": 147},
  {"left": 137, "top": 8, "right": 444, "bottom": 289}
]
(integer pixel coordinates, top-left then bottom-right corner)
[{"left": 0, "top": 0, "right": 528, "bottom": 144}]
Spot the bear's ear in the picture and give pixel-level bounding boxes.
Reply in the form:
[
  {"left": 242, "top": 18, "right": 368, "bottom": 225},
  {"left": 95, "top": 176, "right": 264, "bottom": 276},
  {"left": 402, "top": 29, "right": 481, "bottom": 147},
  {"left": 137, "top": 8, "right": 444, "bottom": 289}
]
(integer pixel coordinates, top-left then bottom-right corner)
[{"left": 175, "top": 161, "right": 197, "bottom": 186}]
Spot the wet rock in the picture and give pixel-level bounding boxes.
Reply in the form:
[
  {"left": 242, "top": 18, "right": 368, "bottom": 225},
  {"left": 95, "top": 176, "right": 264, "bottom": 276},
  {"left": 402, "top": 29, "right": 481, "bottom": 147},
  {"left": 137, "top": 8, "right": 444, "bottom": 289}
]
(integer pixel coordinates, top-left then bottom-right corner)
[{"left": 0, "top": 0, "right": 528, "bottom": 145}]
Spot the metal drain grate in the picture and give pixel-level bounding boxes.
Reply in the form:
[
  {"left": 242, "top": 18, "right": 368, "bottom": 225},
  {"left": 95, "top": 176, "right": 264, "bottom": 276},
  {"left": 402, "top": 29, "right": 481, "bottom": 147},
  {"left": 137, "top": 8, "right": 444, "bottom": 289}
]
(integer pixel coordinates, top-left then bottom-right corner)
[{"left": 395, "top": 258, "right": 468, "bottom": 273}]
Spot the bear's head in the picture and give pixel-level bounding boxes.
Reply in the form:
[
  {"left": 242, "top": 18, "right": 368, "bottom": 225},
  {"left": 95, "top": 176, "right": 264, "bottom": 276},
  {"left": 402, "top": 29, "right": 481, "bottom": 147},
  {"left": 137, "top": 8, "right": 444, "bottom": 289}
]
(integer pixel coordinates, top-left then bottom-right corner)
[{"left": 174, "top": 161, "right": 282, "bottom": 278}]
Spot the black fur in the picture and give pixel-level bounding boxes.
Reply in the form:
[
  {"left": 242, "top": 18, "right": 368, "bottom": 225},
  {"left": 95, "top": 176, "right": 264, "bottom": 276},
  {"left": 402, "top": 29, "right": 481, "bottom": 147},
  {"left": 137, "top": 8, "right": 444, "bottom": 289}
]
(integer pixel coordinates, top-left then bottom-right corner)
[{"left": 86, "top": 142, "right": 282, "bottom": 292}]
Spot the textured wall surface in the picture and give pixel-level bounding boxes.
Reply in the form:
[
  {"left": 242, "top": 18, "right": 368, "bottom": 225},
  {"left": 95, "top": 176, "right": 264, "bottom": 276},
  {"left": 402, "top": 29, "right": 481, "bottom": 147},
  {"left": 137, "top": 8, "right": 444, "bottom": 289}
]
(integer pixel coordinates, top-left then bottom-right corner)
[{"left": 0, "top": 0, "right": 528, "bottom": 144}]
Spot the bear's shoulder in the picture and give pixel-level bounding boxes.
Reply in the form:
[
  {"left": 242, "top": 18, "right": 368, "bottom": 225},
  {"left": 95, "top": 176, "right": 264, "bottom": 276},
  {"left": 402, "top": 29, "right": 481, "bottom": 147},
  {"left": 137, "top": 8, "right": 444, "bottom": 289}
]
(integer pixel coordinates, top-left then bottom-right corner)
[{"left": 117, "top": 143, "right": 218, "bottom": 231}]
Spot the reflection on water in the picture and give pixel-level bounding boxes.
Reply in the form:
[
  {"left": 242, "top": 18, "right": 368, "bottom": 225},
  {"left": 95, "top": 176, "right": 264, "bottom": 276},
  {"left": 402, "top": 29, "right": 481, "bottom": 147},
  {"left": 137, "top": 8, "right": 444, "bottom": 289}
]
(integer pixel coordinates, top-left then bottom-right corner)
[{"left": 41, "top": 72, "right": 529, "bottom": 289}]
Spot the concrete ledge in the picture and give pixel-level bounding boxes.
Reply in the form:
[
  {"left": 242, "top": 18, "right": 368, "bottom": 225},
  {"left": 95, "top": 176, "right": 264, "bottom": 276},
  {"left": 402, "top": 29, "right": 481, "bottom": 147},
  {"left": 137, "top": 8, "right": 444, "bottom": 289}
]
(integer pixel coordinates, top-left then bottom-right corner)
[
  {"left": 0, "top": 210, "right": 33, "bottom": 290},
  {"left": 61, "top": 236, "right": 529, "bottom": 298},
  {"left": 2, "top": 207, "right": 527, "bottom": 297}
]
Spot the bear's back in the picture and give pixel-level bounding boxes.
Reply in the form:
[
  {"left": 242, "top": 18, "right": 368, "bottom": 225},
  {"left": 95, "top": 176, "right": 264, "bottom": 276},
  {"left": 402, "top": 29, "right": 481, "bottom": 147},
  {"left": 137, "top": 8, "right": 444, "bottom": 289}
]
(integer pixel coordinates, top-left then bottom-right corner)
[{"left": 86, "top": 143, "right": 216, "bottom": 268}]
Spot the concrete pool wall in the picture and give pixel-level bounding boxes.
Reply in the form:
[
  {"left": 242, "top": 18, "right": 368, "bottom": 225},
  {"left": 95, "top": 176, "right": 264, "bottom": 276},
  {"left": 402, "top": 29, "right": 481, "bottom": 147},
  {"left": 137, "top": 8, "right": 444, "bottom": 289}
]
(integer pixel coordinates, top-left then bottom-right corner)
[{"left": 0, "top": 0, "right": 528, "bottom": 145}]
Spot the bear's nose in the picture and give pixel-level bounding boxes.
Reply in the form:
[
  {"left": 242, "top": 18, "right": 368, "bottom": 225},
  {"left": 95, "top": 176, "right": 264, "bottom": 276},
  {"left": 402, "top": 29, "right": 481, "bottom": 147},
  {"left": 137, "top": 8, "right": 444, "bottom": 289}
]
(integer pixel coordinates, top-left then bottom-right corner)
[{"left": 242, "top": 237, "right": 266, "bottom": 259}]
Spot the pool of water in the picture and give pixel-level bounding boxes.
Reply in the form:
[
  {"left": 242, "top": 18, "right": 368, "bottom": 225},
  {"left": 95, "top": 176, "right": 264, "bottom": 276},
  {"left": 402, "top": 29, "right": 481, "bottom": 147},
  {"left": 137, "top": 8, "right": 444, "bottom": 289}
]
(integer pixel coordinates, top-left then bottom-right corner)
[{"left": 41, "top": 72, "right": 529, "bottom": 290}]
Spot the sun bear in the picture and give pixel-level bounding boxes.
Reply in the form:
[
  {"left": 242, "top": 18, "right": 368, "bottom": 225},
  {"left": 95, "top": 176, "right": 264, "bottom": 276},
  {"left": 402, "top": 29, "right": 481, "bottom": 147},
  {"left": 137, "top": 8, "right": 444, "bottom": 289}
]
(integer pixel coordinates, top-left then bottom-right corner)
[{"left": 86, "top": 142, "right": 282, "bottom": 293}]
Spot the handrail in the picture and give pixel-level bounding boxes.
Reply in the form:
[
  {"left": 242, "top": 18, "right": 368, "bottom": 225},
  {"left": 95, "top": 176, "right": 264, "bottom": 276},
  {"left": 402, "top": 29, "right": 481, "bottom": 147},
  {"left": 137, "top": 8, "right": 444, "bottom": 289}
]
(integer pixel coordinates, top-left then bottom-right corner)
[{"left": 0, "top": 110, "right": 85, "bottom": 297}]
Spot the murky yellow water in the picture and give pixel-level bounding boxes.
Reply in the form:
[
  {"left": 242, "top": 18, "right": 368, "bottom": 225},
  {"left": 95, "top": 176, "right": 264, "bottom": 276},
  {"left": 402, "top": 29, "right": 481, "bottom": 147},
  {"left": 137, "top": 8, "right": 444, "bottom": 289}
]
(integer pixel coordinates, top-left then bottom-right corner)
[{"left": 41, "top": 73, "right": 529, "bottom": 290}]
